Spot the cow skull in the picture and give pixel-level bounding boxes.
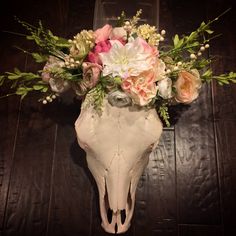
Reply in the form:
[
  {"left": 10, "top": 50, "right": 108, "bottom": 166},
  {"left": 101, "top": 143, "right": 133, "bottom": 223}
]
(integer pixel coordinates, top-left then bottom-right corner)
[{"left": 75, "top": 96, "right": 163, "bottom": 234}]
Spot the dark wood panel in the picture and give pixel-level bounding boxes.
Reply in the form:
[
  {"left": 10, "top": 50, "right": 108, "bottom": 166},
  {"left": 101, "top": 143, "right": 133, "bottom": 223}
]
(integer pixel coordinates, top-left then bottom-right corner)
[
  {"left": 134, "top": 131, "right": 176, "bottom": 236},
  {"left": 207, "top": 1, "right": 236, "bottom": 235},
  {"left": 175, "top": 83, "right": 221, "bottom": 224},
  {"left": 2, "top": 96, "right": 56, "bottom": 236},
  {"left": 44, "top": 1, "right": 96, "bottom": 236},
  {"left": 0, "top": 0, "right": 235, "bottom": 235},
  {"left": 46, "top": 102, "right": 94, "bottom": 236},
  {"left": 0, "top": 97, "right": 20, "bottom": 230},
  {"left": 168, "top": 0, "right": 221, "bottom": 225},
  {"left": 178, "top": 224, "right": 222, "bottom": 236}
]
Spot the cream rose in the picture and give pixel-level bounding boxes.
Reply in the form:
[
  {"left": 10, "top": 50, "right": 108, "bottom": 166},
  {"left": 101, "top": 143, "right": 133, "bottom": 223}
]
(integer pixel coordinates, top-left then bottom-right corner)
[
  {"left": 174, "top": 69, "right": 202, "bottom": 104},
  {"left": 109, "top": 27, "right": 127, "bottom": 42},
  {"left": 158, "top": 77, "right": 173, "bottom": 99}
]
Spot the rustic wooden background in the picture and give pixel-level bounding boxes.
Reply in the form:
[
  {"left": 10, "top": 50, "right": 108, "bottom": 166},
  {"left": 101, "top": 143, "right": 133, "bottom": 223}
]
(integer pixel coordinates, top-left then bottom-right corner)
[{"left": 0, "top": 0, "right": 236, "bottom": 235}]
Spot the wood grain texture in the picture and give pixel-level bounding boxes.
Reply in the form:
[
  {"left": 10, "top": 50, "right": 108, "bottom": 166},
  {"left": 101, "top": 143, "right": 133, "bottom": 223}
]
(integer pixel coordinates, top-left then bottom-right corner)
[
  {"left": 44, "top": 1, "right": 96, "bottom": 236},
  {"left": 0, "top": 97, "right": 20, "bottom": 231},
  {"left": 207, "top": 1, "right": 236, "bottom": 235},
  {"left": 178, "top": 224, "right": 222, "bottom": 236},
  {"left": 2, "top": 96, "right": 56, "bottom": 236},
  {"left": 0, "top": 0, "right": 235, "bottom": 235},
  {"left": 46, "top": 100, "right": 94, "bottom": 236},
  {"left": 170, "top": 0, "right": 221, "bottom": 225},
  {"left": 134, "top": 131, "right": 176, "bottom": 236}
]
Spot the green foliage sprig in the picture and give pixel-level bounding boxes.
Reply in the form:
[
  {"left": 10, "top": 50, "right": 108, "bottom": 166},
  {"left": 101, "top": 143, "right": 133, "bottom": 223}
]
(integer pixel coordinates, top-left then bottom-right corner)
[
  {"left": 158, "top": 103, "right": 170, "bottom": 127},
  {"left": 16, "top": 18, "right": 70, "bottom": 60},
  {"left": 0, "top": 68, "right": 48, "bottom": 99},
  {"left": 82, "top": 83, "right": 105, "bottom": 113}
]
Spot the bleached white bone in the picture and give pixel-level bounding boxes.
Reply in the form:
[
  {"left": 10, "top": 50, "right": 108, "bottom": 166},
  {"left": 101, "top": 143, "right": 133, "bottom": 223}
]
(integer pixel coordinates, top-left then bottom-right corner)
[{"left": 75, "top": 96, "right": 163, "bottom": 234}]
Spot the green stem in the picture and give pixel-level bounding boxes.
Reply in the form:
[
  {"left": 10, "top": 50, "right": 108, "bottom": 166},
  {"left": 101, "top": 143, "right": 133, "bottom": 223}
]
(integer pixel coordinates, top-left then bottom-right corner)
[{"left": 0, "top": 93, "right": 16, "bottom": 99}]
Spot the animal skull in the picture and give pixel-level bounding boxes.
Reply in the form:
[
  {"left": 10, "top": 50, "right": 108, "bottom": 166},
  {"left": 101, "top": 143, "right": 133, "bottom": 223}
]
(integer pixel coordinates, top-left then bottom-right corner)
[{"left": 75, "top": 97, "right": 163, "bottom": 234}]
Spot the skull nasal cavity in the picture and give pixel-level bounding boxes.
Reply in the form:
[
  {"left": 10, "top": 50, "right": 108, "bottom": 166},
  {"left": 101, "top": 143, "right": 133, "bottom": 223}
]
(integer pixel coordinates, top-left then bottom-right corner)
[
  {"left": 107, "top": 208, "right": 113, "bottom": 224},
  {"left": 121, "top": 209, "right": 126, "bottom": 224}
]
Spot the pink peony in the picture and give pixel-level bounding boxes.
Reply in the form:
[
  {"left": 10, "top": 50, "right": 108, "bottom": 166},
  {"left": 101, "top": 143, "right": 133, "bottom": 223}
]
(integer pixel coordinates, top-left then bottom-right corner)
[
  {"left": 174, "top": 69, "right": 202, "bottom": 104},
  {"left": 121, "top": 70, "right": 158, "bottom": 106},
  {"left": 87, "top": 40, "right": 111, "bottom": 64},
  {"left": 94, "top": 24, "right": 112, "bottom": 44}
]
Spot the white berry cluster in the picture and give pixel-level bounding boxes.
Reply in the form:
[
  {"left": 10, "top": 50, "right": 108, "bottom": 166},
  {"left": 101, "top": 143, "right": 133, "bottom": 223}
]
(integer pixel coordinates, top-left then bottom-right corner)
[
  {"left": 190, "top": 43, "right": 210, "bottom": 60},
  {"left": 42, "top": 94, "right": 58, "bottom": 104},
  {"left": 63, "top": 55, "right": 80, "bottom": 69}
]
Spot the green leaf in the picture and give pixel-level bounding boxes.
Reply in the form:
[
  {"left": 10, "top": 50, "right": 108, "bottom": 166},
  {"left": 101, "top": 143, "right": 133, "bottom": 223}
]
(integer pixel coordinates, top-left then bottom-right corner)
[
  {"left": 175, "top": 38, "right": 184, "bottom": 48},
  {"left": 187, "top": 31, "right": 197, "bottom": 41},
  {"left": 56, "top": 38, "right": 71, "bottom": 48},
  {"left": 33, "top": 84, "right": 45, "bottom": 90},
  {"left": 42, "top": 87, "right": 48, "bottom": 92},
  {"left": 26, "top": 35, "right": 34, "bottom": 40},
  {"left": 202, "top": 69, "right": 213, "bottom": 77},
  {"left": 16, "top": 87, "right": 33, "bottom": 99},
  {"left": 200, "top": 21, "right": 206, "bottom": 27},
  {"left": 205, "top": 29, "right": 214, "bottom": 34},
  {"left": 173, "top": 34, "right": 179, "bottom": 47},
  {"left": 0, "top": 75, "right": 5, "bottom": 86},
  {"left": 7, "top": 74, "right": 21, "bottom": 80},
  {"left": 32, "top": 53, "right": 48, "bottom": 63}
]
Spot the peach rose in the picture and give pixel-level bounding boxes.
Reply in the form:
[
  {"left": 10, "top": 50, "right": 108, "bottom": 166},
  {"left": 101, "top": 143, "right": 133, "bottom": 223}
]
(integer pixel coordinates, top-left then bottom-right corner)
[
  {"left": 121, "top": 70, "right": 158, "bottom": 106},
  {"left": 94, "top": 24, "right": 112, "bottom": 43},
  {"left": 174, "top": 69, "right": 202, "bottom": 104}
]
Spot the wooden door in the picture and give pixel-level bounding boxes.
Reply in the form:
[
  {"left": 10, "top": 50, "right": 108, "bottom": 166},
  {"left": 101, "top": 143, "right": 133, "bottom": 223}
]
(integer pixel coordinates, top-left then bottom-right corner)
[{"left": 0, "top": 0, "right": 235, "bottom": 235}]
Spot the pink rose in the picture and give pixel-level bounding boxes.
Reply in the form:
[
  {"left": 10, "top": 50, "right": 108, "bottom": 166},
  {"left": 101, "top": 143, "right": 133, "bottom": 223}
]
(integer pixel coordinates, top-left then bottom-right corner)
[
  {"left": 137, "top": 37, "right": 158, "bottom": 58},
  {"left": 82, "top": 62, "right": 102, "bottom": 88},
  {"left": 72, "top": 62, "right": 102, "bottom": 96},
  {"left": 94, "top": 24, "right": 112, "bottom": 43},
  {"left": 73, "top": 62, "right": 102, "bottom": 96},
  {"left": 174, "top": 69, "right": 202, "bottom": 104},
  {"left": 121, "top": 70, "right": 158, "bottom": 106},
  {"left": 87, "top": 40, "right": 111, "bottom": 64}
]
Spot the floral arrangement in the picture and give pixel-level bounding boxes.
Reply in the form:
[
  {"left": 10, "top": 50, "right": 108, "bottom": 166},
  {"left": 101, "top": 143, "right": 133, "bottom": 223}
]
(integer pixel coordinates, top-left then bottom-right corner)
[{"left": 0, "top": 10, "right": 236, "bottom": 126}]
